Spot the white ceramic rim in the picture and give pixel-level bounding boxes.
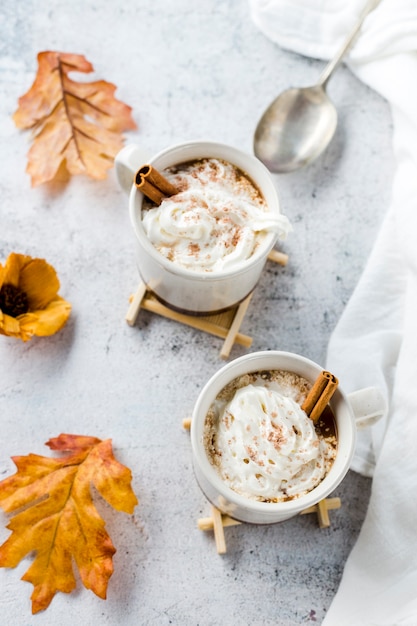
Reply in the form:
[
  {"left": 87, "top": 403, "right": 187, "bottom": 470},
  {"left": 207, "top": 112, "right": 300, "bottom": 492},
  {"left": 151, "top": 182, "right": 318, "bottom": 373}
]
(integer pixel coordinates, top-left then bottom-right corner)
[
  {"left": 191, "top": 350, "right": 356, "bottom": 518},
  {"left": 128, "top": 140, "right": 281, "bottom": 281}
]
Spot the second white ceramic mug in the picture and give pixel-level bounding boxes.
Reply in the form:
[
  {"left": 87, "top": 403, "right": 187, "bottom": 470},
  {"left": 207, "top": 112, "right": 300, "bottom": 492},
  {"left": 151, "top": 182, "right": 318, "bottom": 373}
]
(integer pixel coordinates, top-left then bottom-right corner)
[
  {"left": 115, "top": 141, "right": 286, "bottom": 314},
  {"left": 191, "top": 350, "right": 386, "bottom": 524}
]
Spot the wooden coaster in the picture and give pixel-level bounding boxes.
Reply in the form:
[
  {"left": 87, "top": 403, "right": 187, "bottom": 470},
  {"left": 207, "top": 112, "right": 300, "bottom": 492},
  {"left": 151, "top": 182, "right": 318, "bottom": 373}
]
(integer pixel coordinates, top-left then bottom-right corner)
[
  {"left": 126, "top": 286, "right": 253, "bottom": 359},
  {"left": 198, "top": 498, "right": 341, "bottom": 554},
  {"left": 126, "top": 249, "right": 288, "bottom": 359}
]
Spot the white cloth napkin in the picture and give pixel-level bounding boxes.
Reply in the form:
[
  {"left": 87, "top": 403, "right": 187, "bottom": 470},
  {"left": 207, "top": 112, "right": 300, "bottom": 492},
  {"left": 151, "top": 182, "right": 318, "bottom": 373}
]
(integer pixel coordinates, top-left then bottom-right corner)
[{"left": 250, "top": 1, "right": 417, "bottom": 624}]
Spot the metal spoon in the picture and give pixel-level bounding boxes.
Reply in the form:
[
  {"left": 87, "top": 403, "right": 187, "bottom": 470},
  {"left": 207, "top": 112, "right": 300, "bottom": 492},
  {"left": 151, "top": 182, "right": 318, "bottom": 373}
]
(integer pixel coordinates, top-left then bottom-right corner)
[{"left": 253, "top": 0, "right": 382, "bottom": 173}]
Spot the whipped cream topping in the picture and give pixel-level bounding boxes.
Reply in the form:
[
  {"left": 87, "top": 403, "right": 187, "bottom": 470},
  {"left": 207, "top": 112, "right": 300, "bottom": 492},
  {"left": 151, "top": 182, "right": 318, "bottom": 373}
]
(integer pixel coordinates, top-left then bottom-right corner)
[
  {"left": 205, "top": 379, "right": 337, "bottom": 502},
  {"left": 142, "top": 158, "right": 291, "bottom": 272}
]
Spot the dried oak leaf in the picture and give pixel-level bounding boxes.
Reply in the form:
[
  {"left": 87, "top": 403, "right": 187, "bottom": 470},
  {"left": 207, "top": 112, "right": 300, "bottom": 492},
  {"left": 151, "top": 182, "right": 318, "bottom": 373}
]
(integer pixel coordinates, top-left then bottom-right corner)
[
  {"left": 13, "top": 51, "right": 137, "bottom": 186},
  {"left": 0, "top": 434, "right": 138, "bottom": 614}
]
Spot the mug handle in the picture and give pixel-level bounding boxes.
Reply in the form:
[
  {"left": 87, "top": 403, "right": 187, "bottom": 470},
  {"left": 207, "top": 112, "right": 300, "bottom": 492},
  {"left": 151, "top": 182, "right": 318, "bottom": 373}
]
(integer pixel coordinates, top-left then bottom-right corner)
[
  {"left": 347, "top": 387, "right": 387, "bottom": 429},
  {"left": 115, "top": 144, "right": 152, "bottom": 194}
]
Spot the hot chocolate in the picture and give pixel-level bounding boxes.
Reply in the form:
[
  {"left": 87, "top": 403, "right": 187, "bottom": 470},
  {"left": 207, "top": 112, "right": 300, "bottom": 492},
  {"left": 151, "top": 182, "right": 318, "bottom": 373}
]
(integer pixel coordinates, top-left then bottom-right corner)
[
  {"left": 141, "top": 158, "right": 291, "bottom": 273},
  {"left": 203, "top": 370, "right": 337, "bottom": 503}
]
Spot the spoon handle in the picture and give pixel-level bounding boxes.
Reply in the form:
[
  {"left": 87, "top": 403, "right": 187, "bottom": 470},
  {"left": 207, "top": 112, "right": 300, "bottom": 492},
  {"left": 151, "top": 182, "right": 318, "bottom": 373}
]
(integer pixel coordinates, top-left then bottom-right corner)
[{"left": 318, "top": 0, "right": 382, "bottom": 87}]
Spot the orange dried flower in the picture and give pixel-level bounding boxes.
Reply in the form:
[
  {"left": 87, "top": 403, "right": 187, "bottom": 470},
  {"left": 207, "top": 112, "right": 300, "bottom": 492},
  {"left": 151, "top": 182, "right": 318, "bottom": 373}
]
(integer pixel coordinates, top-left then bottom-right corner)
[{"left": 0, "top": 253, "right": 71, "bottom": 341}]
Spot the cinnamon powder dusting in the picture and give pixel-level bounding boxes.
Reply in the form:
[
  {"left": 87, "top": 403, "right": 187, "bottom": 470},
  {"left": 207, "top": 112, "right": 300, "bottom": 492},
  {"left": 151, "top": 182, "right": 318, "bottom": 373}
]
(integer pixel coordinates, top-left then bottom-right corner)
[
  {"left": 267, "top": 426, "right": 286, "bottom": 450},
  {"left": 188, "top": 243, "right": 200, "bottom": 256}
]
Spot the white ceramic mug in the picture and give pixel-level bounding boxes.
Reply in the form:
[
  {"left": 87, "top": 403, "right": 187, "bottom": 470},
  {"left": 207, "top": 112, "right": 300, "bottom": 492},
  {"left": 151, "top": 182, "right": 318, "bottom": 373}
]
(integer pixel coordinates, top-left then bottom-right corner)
[
  {"left": 115, "top": 141, "right": 285, "bottom": 314},
  {"left": 191, "top": 350, "right": 386, "bottom": 524}
]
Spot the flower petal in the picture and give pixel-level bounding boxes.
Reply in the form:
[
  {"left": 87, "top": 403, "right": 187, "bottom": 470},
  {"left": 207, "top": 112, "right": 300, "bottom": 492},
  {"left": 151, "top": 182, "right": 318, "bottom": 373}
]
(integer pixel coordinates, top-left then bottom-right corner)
[
  {"left": 18, "top": 296, "right": 71, "bottom": 337},
  {"left": 0, "top": 265, "right": 5, "bottom": 290},
  {"left": 19, "top": 258, "right": 60, "bottom": 310},
  {"left": 1, "top": 253, "right": 32, "bottom": 288},
  {"left": 0, "top": 311, "right": 32, "bottom": 341}
]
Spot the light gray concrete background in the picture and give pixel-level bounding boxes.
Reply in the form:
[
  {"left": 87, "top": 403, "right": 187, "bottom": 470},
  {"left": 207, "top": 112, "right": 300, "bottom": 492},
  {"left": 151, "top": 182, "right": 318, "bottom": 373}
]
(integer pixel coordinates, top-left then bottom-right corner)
[{"left": 0, "top": 1, "right": 393, "bottom": 624}]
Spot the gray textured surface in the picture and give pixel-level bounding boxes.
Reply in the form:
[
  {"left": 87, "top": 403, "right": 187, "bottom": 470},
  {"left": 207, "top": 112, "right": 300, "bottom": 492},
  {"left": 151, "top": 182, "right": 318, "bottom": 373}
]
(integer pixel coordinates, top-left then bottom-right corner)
[{"left": 0, "top": 1, "right": 393, "bottom": 624}]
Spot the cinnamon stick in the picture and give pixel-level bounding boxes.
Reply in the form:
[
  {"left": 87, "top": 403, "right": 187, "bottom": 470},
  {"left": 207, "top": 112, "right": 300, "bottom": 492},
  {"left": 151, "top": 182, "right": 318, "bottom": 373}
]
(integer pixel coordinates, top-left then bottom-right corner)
[
  {"left": 135, "top": 163, "right": 178, "bottom": 205},
  {"left": 302, "top": 370, "right": 338, "bottom": 424},
  {"left": 138, "top": 164, "right": 178, "bottom": 196},
  {"left": 135, "top": 175, "right": 165, "bottom": 205}
]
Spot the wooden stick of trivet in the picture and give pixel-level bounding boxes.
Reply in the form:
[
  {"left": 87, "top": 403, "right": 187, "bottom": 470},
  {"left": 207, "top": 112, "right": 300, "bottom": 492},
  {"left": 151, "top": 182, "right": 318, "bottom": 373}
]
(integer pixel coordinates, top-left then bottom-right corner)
[
  {"left": 126, "top": 282, "right": 147, "bottom": 326},
  {"left": 302, "top": 370, "right": 339, "bottom": 423},
  {"left": 198, "top": 506, "right": 241, "bottom": 554},
  {"left": 182, "top": 417, "right": 191, "bottom": 430},
  {"left": 211, "top": 507, "right": 227, "bottom": 554},
  {"left": 139, "top": 292, "right": 253, "bottom": 347},
  {"left": 267, "top": 249, "right": 289, "bottom": 266},
  {"left": 197, "top": 513, "right": 242, "bottom": 532},
  {"left": 220, "top": 293, "right": 253, "bottom": 359},
  {"left": 317, "top": 499, "right": 331, "bottom": 528},
  {"left": 299, "top": 497, "right": 341, "bottom": 528}
]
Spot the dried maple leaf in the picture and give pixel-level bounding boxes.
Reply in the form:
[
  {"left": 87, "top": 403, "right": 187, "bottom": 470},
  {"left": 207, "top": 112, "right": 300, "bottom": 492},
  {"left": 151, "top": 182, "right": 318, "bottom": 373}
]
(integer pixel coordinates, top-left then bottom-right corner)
[
  {"left": 0, "top": 434, "right": 138, "bottom": 614},
  {"left": 13, "top": 51, "right": 137, "bottom": 186}
]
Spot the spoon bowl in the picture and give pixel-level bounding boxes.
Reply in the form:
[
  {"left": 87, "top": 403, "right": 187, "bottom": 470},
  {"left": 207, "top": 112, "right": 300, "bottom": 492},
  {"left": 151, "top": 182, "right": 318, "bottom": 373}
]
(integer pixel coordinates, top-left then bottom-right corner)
[
  {"left": 254, "top": 85, "right": 337, "bottom": 173},
  {"left": 253, "top": 0, "right": 381, "bottom": 173}
]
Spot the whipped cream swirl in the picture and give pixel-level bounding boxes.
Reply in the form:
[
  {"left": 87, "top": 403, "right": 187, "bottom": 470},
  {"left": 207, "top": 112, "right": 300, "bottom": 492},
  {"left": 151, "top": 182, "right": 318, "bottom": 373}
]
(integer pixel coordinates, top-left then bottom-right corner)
[
  {"left": 208, "top": 384, "right": 336, "bottom": 502},
  {"left": 142, "top": 158, "right": 291, "bottom": 272}
]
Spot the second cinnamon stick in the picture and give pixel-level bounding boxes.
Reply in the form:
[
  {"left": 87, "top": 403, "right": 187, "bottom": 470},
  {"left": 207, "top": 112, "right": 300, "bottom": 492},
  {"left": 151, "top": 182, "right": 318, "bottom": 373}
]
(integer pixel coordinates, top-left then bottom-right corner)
[{"left": 302, "top": 370, "right": 338, "bottom": 424}]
